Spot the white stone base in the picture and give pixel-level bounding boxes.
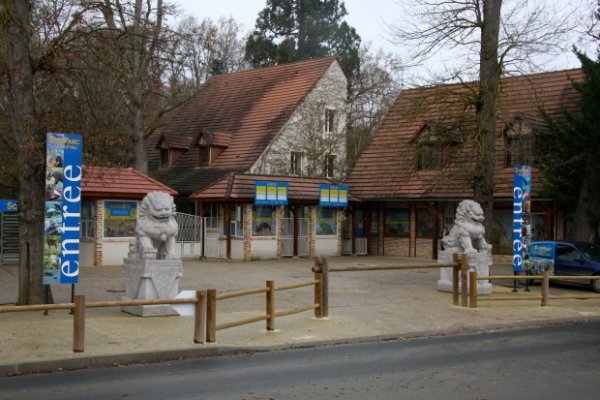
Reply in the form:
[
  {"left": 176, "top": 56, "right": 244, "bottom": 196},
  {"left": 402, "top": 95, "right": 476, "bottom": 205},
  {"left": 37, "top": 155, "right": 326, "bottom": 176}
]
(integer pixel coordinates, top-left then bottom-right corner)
[
  {"left": 437, "top": 249, "right": 493, "bottom": 295},
  {"left": 122, "top": 258, "right": 183, "bottom": 317},
  {"left": 121, "top": 299, "right": 180, "bottom": 317}
]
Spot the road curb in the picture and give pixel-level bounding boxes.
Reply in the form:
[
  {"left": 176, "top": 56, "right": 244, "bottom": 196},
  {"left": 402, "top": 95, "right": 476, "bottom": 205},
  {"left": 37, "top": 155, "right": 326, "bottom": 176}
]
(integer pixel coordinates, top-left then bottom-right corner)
[{"left": 4, "top": 316, "right": 600, "bottom": 376}]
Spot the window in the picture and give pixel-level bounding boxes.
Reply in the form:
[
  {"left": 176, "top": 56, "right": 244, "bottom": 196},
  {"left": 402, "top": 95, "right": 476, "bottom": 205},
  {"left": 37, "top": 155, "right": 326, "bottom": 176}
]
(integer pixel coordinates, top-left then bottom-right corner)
[
  {"left": 160, "top": 148, "right": 169, "bottom": 167},
  {"left": 317, "top": 207, "right": 337, "bottom": 235},
  {"left": 203, "top": 203, "right": 222, "bottom": 232},
  {"left": 252, "top": 205, "right": 276, "bottom": 236},
  {"left": 103, "top": 200, "right": 137, "bottom": 237},
  {"left": 415, "top": 126, "right": 442, "bottom": 171},
  {"left": 290, "top": 151, "right": 303, "bottom": 175},
  {"left": 325, "top": 154, "right": 336, "bottom": 178},
  {"left": 505, "top": 118, "right": 534, "bottom": 167},
  {"left": 416, "top": 209, "right": 433, "bottom": 238},
  {"left": 384, "top": 209, "right": 409, "bottom": 237},
  {"left": 81, "top": 200, "right": 96, "bottom": 238},
  {"left": 198, "top": 145, "right": 210, "bottom": 166},
  {"left": 417, "top": 141, "right": 442, "bottom": 171},
  {"left": 325, "top": 109, "right": 335, "bottom": 133}
]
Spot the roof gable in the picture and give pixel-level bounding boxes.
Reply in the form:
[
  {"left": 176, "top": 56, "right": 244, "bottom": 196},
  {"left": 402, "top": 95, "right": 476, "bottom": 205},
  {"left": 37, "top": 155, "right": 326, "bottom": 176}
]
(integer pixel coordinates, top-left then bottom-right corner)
[
  {"left": 147, "top": 57, "right": 344, "bottom": 195},
  {"left": 345, "top": 68, "right": 584, "bottom": 201},
  {"left": 83, "top": 166, "right": 178, "bottom": 199},
  {"left": 149, "top": 57, "right": 340, "bottom": 171}
]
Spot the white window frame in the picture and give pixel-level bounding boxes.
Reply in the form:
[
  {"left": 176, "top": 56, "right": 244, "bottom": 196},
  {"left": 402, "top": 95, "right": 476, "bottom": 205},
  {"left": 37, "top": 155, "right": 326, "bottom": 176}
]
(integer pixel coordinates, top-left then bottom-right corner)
[
  {"left": 325, "top": 153, "right": 336, "bottom": 178},
  {"left": 324, "top": 108, "right": 336, "bottom": 134}
]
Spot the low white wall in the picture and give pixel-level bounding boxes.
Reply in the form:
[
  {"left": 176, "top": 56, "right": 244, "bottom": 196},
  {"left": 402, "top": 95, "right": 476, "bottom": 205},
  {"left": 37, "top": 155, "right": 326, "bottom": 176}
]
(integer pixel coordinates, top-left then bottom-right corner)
[
  {"left": 230, "top": 239, "right": 244, "bottom": 260},
  {"left": 315, "top": 237, "right": 338, "bottom": 257},
  {"left": 251, "top": 238, "right": 277, "bottom": 260},
  {"left": 102, "top": 240, "right": 130, "bottom": 265},
  {"left": 80, "top": 241, "right": 95, "bottom": 267}
]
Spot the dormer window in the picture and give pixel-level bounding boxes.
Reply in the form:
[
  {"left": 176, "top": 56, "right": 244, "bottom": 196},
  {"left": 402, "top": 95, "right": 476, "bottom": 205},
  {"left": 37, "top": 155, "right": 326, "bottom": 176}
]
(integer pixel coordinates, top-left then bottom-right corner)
[
  {"left": 160, "top": 147, "right": 170, "bottom": 167},
  {"left": 415, "top": 126, "right": 442, "bottom": 171},
  {"left": 198, "top": 145, "right": 210, "bottom": 166},
  {"left": 505, "top": 117, "right": 534, "bottom": 167},
  {"left": 325, "top": 109, "right": 335, "bottom": 133}
]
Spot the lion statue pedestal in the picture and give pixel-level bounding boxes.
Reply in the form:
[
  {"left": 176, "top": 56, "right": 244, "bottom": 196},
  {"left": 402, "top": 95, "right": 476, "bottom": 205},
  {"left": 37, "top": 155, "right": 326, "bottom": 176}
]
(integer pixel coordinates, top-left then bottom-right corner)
[
  {"left": 437, "top": 200, "right": 493, "bottom": 295},
  {"left": 122, "top": 192, "right": 183, "bottom": 317}
]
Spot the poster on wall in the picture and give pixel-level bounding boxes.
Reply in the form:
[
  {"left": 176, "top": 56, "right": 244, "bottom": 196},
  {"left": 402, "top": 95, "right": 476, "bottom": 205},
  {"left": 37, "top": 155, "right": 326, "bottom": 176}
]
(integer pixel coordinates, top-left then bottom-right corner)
[
  {"left": 317, "top": 207, "right": 337, "bottom": 235},
  {"left": 104, "top": 201, "right": 137, "bottom": 237},
  {"left": 513, "top": 165, "right": 531, "bottom": 273},
  {"left": 252, "top": 205, "right": 276, "bottom": 236},
  {"left": 44, "top": 132, "right": 82, "bottom": 285}
]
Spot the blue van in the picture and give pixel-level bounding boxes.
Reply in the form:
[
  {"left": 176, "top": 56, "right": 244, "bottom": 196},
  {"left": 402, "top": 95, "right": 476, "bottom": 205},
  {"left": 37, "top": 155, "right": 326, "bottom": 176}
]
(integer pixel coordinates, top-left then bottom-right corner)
[{"left": 528, "top": 241, "right": 600, "bottom": 292}]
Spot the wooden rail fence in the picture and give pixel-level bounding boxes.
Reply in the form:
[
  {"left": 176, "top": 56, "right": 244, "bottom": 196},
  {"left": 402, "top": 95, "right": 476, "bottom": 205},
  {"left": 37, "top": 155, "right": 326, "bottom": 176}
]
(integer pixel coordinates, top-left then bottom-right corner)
[
  {"left": 0, "top": 274, "right": 324, "bottom": 353},
  {"left": 312, "top": 254, "right": 469, "bottom": 317},
  {"left": 469, "top": 270, "right": 600, "bottom": 308},
  {"left": 205, "top": 273, "right": 323, "bottom": 342}
]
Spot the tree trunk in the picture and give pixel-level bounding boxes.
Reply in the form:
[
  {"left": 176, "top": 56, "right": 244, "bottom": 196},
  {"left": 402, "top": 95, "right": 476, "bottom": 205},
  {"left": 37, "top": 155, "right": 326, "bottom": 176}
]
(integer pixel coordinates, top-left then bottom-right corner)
[
  {"left": 474, "top": 0, "right": 502, "bottom": 239},
  {"left": 3, "top": 0, "right": 48, "bottom": 304},
  {"left": 569, "top": 180, "right": 600, "bottom": 243}
]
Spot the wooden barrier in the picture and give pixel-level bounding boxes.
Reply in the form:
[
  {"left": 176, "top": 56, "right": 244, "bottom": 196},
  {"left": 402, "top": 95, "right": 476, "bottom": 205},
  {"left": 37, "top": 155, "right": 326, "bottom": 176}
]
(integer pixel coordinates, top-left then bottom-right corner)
[
  {"left": 0, "top": 292, "right": 206, "bottom": 353},
  {"left": 205, "top": 275, "right": 323, "bottom": 343},
  {"left": 313, "top": 255, "right": 465, "bottom": 314},
  {"left": 469, "top": 271, "right": 600, "bottom": 308}
]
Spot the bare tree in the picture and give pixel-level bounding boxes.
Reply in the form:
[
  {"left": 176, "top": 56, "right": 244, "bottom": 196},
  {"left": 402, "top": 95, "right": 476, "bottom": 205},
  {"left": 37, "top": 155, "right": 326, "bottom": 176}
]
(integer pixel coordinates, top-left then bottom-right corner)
[
  {"left": 76, "top": 0, "right": 174, "bottom": 173},
  {"left": 347, "top": 44, "right": 403, "bottom": 168},
  {"left": 389, "top": 0, "right": 587, "bottom": 235},
  {"left": 176, "top": 16, "right": 249, "bottom": 86}
]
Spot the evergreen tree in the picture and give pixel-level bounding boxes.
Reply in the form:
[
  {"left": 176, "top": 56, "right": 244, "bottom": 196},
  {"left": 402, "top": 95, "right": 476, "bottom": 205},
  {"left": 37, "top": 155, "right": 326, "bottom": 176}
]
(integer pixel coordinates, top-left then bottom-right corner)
[
  {"left": 538, "top": 50, "right": 600, "bottom": 242},
  {"left": 245, "top": 0, "right": 361, "bottom": 76}
]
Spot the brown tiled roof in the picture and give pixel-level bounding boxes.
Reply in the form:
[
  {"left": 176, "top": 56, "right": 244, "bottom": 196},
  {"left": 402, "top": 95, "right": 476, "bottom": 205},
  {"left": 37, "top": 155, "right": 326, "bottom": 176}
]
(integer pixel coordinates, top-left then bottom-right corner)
[
  {"left": 345, "top": 68, "right": 583, "bottom": 201},
  {"left": 83, "top": 166, "right": 178, "bottom": 199},
  {"left": 190, "top": 173, "right": 354, "bottom": 203},
  {"left": 148, "top": 57, "right": 340, "bottom": 195}
]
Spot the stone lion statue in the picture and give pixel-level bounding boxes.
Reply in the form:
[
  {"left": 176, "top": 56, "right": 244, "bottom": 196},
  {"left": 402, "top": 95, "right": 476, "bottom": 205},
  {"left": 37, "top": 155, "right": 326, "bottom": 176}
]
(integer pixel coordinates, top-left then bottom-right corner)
[
  {"left": 442, "top": 200, "right": 491, "bottom": 254},
  {"left": 129, "top": 191, "right": 179, "bottom": 260}
]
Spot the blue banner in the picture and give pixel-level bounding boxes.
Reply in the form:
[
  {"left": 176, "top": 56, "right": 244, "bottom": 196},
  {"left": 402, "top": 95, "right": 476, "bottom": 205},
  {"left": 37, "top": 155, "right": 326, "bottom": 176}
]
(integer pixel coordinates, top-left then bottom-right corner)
[
  {"left": 513, "top": 165, "right": 531, "bottom": 272},
  {"left": 44, "top": 133, "right": 82, "bottom": 285},
  {"left": 255, "top": 181, "right": 288, "bottom": 205},
  {"left": 0, "top": 200, "right": 18, "bottom": 212}
]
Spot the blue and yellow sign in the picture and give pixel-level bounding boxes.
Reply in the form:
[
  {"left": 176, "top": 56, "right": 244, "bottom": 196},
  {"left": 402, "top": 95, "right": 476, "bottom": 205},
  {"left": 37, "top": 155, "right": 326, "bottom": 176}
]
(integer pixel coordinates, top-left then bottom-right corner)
[
  {"left": 319, "top": 184, "right": 348, "bottom": 207},
  {"left": 255, "top": 181, "right": 288, "bottom": 205}
]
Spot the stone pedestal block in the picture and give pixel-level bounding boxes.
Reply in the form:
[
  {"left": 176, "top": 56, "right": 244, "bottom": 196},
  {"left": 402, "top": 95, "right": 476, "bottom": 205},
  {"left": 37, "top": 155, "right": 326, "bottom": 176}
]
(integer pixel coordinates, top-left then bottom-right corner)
[
  {"left": 437, "top": 249, "right": 493, "bottom": 295},
  {"left": 122, "top": 258, "right": 183, "bottom": 317}
]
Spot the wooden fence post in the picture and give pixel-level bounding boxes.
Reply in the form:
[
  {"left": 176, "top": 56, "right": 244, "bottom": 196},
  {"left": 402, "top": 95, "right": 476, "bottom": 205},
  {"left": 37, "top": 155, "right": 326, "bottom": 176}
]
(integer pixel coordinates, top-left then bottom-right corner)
[
  {"left": 469, "top": 271, "right": 478, "bottom": 308},
  {"left": 461, "top": 254, "right": 469, "bottom": 307},
  {"left": 73, "top": 295, "right": 85, "bottom": 353},
  {"left": 541, "top": 270, "right": 550, "bottom": 306},
  {"left": 267, "top": 280, "right": 275, "bottom": 331},
  {"left": 194, "top": 290, "right": 206, "bottom": 344},
  {"left": 313, "top": 256, "right": 329, "bottom": 318},
  {"left": 452, "top": 253, "right": 460, "bottom": 306},
  {"left": 314, "top": 272, "right": 323, "bottom": 318},
  {"left": 320, "top": 258, "right": 329, "bottom": 318},
  {"left": 206, "top": 289, "right": 217, "bottom": 343}
]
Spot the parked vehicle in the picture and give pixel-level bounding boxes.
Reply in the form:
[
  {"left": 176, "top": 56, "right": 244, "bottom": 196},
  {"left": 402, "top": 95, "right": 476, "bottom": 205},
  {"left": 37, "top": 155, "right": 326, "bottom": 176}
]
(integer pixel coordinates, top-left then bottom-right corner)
[{"left": 527, "top": 241, "right": 600, "bottom": 292}]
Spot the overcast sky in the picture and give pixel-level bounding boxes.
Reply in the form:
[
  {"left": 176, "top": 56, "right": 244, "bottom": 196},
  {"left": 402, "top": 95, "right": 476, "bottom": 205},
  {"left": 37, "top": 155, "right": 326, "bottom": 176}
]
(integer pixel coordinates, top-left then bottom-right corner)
[
  {"left": 173, "top": 0, "right": 596, "bottom": 78},
  {"left": 174, "top": 0, "right": 393, "bottom": 47}
]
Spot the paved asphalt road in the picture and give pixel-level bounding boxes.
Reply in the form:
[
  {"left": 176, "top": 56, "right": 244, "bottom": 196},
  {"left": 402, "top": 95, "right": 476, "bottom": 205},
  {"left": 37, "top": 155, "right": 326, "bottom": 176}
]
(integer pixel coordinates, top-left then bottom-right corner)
[{"left": 2, "top": 320, "right": 599, "bottom": 400}]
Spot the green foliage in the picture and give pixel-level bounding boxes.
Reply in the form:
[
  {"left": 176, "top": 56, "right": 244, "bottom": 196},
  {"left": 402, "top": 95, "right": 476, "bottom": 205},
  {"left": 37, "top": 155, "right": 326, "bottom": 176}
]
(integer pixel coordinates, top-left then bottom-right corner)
[
  {"left": 245, "top": 0, "right": 361, "bottom": 76},
  {"left": 537, "top": 50, "right": 600, "bottom": 213}
]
